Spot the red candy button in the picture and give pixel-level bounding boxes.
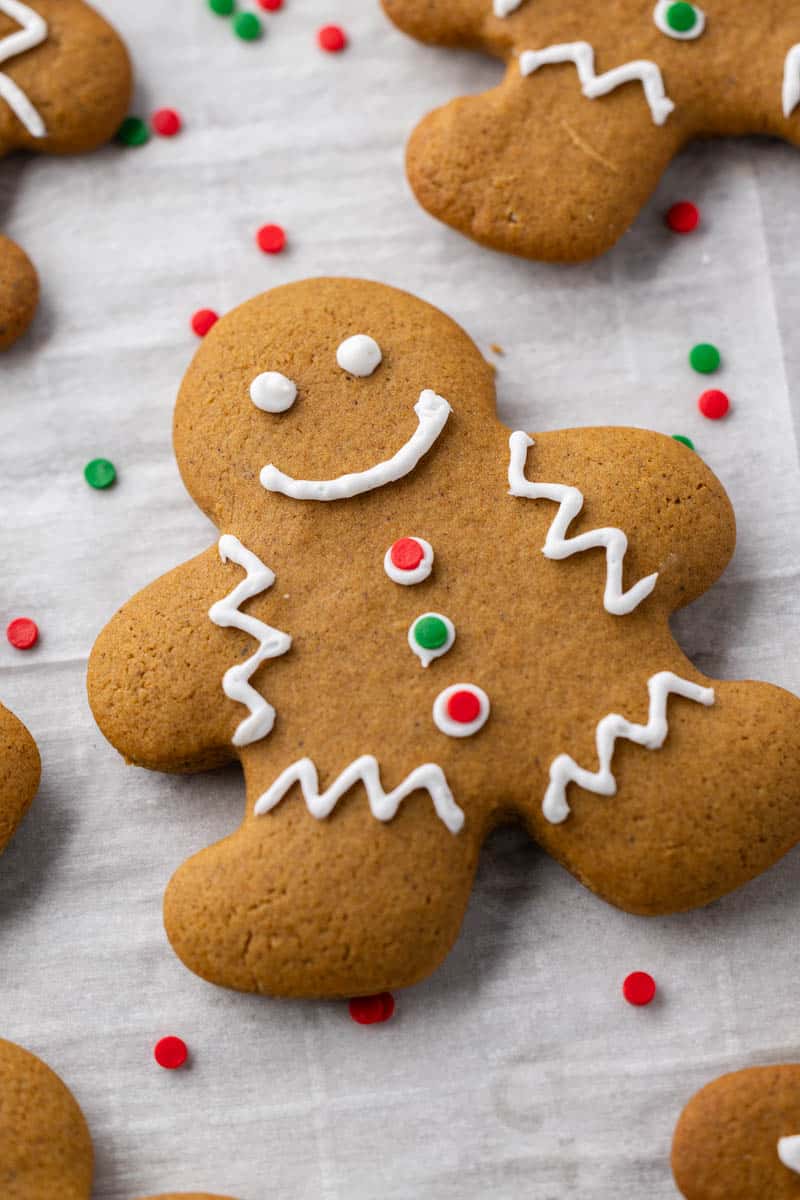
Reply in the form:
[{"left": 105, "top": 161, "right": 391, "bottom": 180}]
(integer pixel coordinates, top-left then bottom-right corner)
[
  {"left": 622, "top": 971, "right": 657, "bottom": 1007},
  {"left": 191, "top": 309, "right": 219, "bottom": 337},
  {"left": 390, "top": 537, "right": 424, "bottom": 572},
  {"left": 349, "top": 993, "right": 395, "bottom": 1025},
  {"left": 154, "top": 1036, "right": 188, "bottom": 1069},
  {"left": 151, "top": 108, "right": 182, "bottom": 137},
  {"left": 257, "top": 223, "right": 286, "bottom": 254},
  {"left": 259, "top": 0, "right": 283, "bottom": 8},
  {"left": 318, "top": 24, "right": 347, "bottom": 52},
  {"left": 6, "top": 618, "right": 38, "bottom": 650},
  {"left": 666, "top": 201, "right": 700, "bottom": 234},
  {"left": 447, "top": 689, "right": 482, "bottom": 725},
  {"left": 698, "top": 389, "right": 730, "bottom": 420}
]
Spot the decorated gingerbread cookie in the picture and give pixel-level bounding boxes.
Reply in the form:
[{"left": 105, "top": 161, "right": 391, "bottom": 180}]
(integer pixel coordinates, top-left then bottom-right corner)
[
  {"left": 0, "top": 0, "right": 131, "bottom": 349},
  {"left": 88, "top": 277, "right": 800, "bottom": 999},
  {"left": 673, "top": 1065, "right": 800, "bottom": 1198},
  {"left": 0, "top": 701, "right": 39, "bottom": 852},
  {"left": 0, "top": 1037, "right": 237, "bottom": 1199},
  {"left": 381, "top": 0, "right": 800, "bottom": 260}
]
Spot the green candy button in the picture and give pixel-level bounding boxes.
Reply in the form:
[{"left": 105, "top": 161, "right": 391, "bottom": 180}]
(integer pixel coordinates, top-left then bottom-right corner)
[
  {"left": 116, "top": 116, "right": 149, "bottom": 147},
  {"left": 208, "top": 0, "right": 235, "bottom": 12},
  {"left": 690, "top": 343, "right": 721, "bottom": 374},
  {"left": 672, "top": 434, "right": 695, "bottom": 451},
  {"left": 414, "top": 615, "right": 449, "bottom": 651},
  {"left": 233, "top": 12, "right": 262, "bottom": 39},
  {"left": 666, "top": 2, "right": 697, "bottom": 32},
  {"left": 84, "top": 458, "right": 117, "bottom": 490}
]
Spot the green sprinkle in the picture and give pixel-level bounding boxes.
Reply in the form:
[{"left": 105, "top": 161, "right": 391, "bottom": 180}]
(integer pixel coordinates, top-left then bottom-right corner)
[
  {"left": 689, "top": 342, "right": 721, "bottom": 374},
  {"left": 233, "top": 12, "right": 262, "bottom": 39},
  {"left": 672, "top": 435, "right": 695, "bottom": 451},
  {"left": 414, "top": 615, "right": 449, "bottom": 651},
  {"left": 208, "top": 0, "right": 235, "bottom": 12},
  {"left": 666, "top": 2, "right": 697, "bottom": 32},
  {"left": 84, "top": 458, "right": 117, "bottom": 490},
  {"left": 116, "top": 116, "right": 149, "bottom": 147}
]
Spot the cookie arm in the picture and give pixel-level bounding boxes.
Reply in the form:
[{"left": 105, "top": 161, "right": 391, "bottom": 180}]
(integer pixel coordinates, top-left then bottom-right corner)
[
  {"left": 382, "top": 0, "right": 494, "bottom": 48},
  {"left": 0, "top": 702, "right": 40, "bottom": 851}
]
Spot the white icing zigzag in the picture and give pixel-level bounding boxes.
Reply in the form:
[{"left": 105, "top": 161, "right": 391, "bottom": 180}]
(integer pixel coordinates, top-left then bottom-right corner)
[
  {"left": 254, "top": 755, "right": 466, "bottom": 834},
  {"left": 519, "top": 41, "right": 675, "bottom": 126},
  {"left": 778, "top": 1135, "right": 800, "bottom": 1176},
  {"left": 209, "top": 535, "right": 292, "bottom": 748},
  {"left": 0, "top": 0, "right": 47, "bottom": 138},
  {"left": 494, "top": 0, "right": 526, "bottom": 16},
  {"left": 542, "top": 671, "right": 715, "bottom": 824},
  {"left": 507, "top": 432, "right": 658, "bottom": 616},
  {"left": 783, "top": 45, "right": 800, "bottom": 119}
]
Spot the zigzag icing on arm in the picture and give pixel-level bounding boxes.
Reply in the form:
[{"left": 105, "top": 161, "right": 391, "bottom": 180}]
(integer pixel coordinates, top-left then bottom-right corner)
[
  {"left": 542, "top": 671, "right": 715, "bottom": 824},
  {"left": 507, "top": 432, "right": 658, "bottom": 615},
  {"left": 0, "top": 1, "right": 47, "bottom": 138},
  {"left": 783, "top": 45, "right": 800, "bottom": 119},
  {"left": 254, "top": 755, "right": 465, "bottom": 834},
  {"left": 778, "top": 1135, "right": 800, "bottom": 1175},
  {"left": 208, "top": 535, "right": 292, "bottom": 748},
  {"left": 519, "top": 41, "right": 675, "bottom": 126}
]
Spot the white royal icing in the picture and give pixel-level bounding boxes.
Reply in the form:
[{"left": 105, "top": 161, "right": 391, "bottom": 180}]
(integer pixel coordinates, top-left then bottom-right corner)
[
  {"left": 507, "top": 432, "right": 658, "bottom": 616},
  {"left": 260, "top": 389, "right": 452, "bottom": 502},
  {"left": 250, "top": 371, "right": 297, "bottom": 413},
  {"left": 494, "top": 0, "right": 526, "bottom": 17},
  {"left": 433, "top": 684, "right": 491, "bottom": 739},
  {"left": 408, "top": 612, "right": 456, "bottom": 668},
  {"left": 209, "top": 535, "right": 292, "bottom": 747},
  {"left": 254, "top": 755, "right": 465, "bottom": 834},
  {"left": 0, "top": 0, "right": 47, "bottom": 138},
  {"left": 778, "top": 1135, "right": 800, "bottom": 1175},
  {"left": 542, "top": 671, "right": 715, "bottom": 824},
  {"left": 336, "top": 334, "right": 382, "bottom": 377},
  {"left": 384, "top": 537, "right": 434, "bottom": 586},
  {"left": 653, "top": 1, "right": 705, "bottom": 41},
  {"left": 783, "top": 45, "right": 800, "bottom": 119},
  {"left": 519, "top": 42, "right": 675, "bottom": 126}
]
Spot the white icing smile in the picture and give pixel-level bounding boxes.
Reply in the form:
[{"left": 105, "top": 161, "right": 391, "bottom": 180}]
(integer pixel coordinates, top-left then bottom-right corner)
[
  {"left": 0, "top": 0, "right": 47, "bottom": 138},
  {"left": 260, "top": 389, "right": 452, "bottom": 502},
  {"left": 519, "top": 41, "right": 675, "bottom": 126}
]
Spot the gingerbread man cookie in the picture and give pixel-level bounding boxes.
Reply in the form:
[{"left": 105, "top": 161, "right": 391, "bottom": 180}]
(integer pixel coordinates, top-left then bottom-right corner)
[
  {"left": 0, "top": 1038, "right": 237, "bottom": 1199},
  {"left": 0, "top": 0, "right": 131, "bottom": 349},
  {"left": 88, "top": 277, "right": 800, "bottom": 998},
  {"left": 381, "top": 0, "right": 800, "bottom": 260},
  {"left": 673, "top": 1065, "right": 800, "bottom": 1198},
  {"left": 0, "top": 701, "right": 39, "bottom": 852}
]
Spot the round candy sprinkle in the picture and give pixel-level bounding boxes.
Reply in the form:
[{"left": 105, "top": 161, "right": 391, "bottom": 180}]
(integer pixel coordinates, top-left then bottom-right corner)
[
  {"left": 672, "top": 434, "right": 695, "bottom": 451},
  {"left": 116, "top": 116, "right": 149, "bottom": 147},
  {"left": 257, "top": 223, "right": 286, "bottom": 254},
  {"left": 84, "top": 458, "right": 117, "bottom": 490},
  {"left": 259, "top": 0, "right": 283, "bottom": 8},
  {"left": 153, "top": 1035, "right": 188, "bottom": 1069},
  {"left": 448, "top": 689, "right": 481, "bottom": 725},
  {"left": 208, "top": 0, "right": 234, "bottom": 12},
  {"left": 191, "top": 309, "right": 219, "bottom": 338},
  {"left": 623, "top": 971, "right": 657, "bottom": 1007},
  {"left": 391, "top": 538, "right": 424, "bottom": 572},
  {"left": 698, "top": 389, "right": 730, "bottom": 420},
  {"left": 666, "top": 201, "right": 700, "bottom": 234},
  {"left": 234, "top": 12, "right": 262, "bottom": 40},
  {"left": 689, "top": 343, "right": 721, "bottom": 374},
  {"left": 666, "top": 1, "right": 697, "bottom": 32},
  {"left": 349, "top": 993, "right": 395, "bottom": 1025},
  {"left": 414, "top": 615, "right": 449, "bottom": 651},
  {"left": 151, "top": 108, "right": 182, "bottom": 137},
  {"left": 7, "top": 618, "right": 38, "bottom": 651},
  {"left": 318, "top": 24, "right": 347, "bottom": 53}
]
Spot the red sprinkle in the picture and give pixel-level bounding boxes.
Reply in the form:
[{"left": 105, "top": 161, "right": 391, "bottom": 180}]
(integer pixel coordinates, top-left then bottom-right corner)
[
  {"left": 6, "top": 618, "right": 38, "bottom": 651},
  {"left": 622, "top": 971, "right": 657, "bottom": 1007},
  {"left": 318, "top": 24, "right": 347, "bottom": 53},
  {"left": 191, "top": 308, "right": 219, "bottom": 338},
  {"left": 349, "top": 993, "right": 395, "bottom": 1025},
  {"left": 257, "top": 223, "right": 287, "bottom": 255},
  {"left": 447, "top": 689, "right": 481, "bottom": 725},
  {"left": 151, "top": 108, "right": 182, "bottom": 137},
  {"left": 698, "top": 389, "right": 730, "bottom": 420},
  {"left": 666, "top": 201, "right": 700, "bottom": 234},
  {"left": 390, "top": 537, "right": 424, "bottom": 572},
  {"left": 154, "top": 1036, "right": 188, "bottom": 1069},
  {"left": 258, "top": 0, "right": 283, "bottom": 8}
]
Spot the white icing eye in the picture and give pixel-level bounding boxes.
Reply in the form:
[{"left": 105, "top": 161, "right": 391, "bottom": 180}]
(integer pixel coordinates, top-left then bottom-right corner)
[
  {"left": 250, "top": 371, "right": 297, "bottom": 413},
  {"left": 653, "top": 1, "right": 705, "bottom": 40},
  {"left": 336, "top": 334, "right": 382, "bottom": 377}
]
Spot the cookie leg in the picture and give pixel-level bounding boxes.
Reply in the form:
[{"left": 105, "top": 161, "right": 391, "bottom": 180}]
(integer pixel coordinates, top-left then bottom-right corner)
[{"left": 0, "top": 236, "right": 39, "bottom": 351}]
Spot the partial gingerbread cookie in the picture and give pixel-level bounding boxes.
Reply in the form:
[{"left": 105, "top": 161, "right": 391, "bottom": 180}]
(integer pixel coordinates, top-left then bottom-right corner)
[
  {"left": 88, "top": 277, "right": 800, "bottom": 999},
  {"left": 381, "top": 0, "right": 800, "bottom": 260},
  {"left": 0, "top": 0, "right": 132, "bottom": 348},
  {"left": 673, "top": 1065, "right": 800, "bottom": 1199},
  {"left": 0, "top": 1038, "right": 237, "bottom": 1199},
  {"left": 0, "top": 701, "right": 39, "bottom": 852}
]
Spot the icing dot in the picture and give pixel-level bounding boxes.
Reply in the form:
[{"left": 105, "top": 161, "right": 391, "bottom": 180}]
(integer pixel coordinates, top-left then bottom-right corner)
[
  {"left": 234, "top": 12, "right": 263, "bottom": 39},
  {"left": 153, "top": 1036, "right": 188, "bottom": 1069},
  {"left": 191, "top": 308, "right": 219, "bottom": 337},
  {"left": 208, "top": 0, "right": 234, "bottom": 12},
  {"left": 666, "top": 201, "right": 700, "bottom": 234},
  {"left": 433, "top": 683, "right": 490, "bottom": 738},
  {"left": 84, "top": 459, "right": 117, "bottom": 490},
  {"left": 689, "top": 343, "right": 721, "bottom": 374},
  {"left": 116, "top": 116, "right": 149, "bottom": 147},
  {"left": 349, "top": 993, "right": 395, "bottom": 1025},
  {"left": 257, "top": 223, "right": 287, "bottom": 254},
  {"left": 409, "top": 612, "right": 455, "bottom": 667},
  {"left": 698, "top": 389, "right": 730, "bottom": 420},
  {"left": 250, "top": 371, "right": 298, "bottom": 413},
  {"left": 666, "top": 2, "right": 697, "bottom": 31},
  {"left": 391, "top": 538, "right": 424, "bottom": 571},
  {"left": 448, "top": 690, "right": 481, "bottom": 724},
  {"left": 384, "top": 537, "right": 434, "bottom": 586},
  {"left": 6, "top": 618, "right": 38, "bottom": 651},
  {"left": 336, "top": 334, "right": 382, "bottom": 377},
  {"left": 151, "top": 108, "right": 182, "bottom": 137},
  {"left": 622, "top": 971, "right": 657, "bottom": 1006},
  {"left": 672, "top": 434, "right": 695, "bottom": 450},
  {"left": 318, "top": 24, "right": 347, "bottom": 53}
]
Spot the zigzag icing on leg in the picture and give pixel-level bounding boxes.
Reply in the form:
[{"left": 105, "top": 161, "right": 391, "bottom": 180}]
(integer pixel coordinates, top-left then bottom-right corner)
[
  {"left": 507, "top": 431, "right": 659, "bottom": 615},
  {"left": 542, "top": 671, "right": 715, "bottom": 824},
  {"left": 783, "top": 45, "right": 800, "bottom": 119},
  {"left": 0, "top": 1, "right": 47, "bottom": 138},
  {"left": 519, "top": 41, "right": 675, "bottom": 126},
  {"left": 209, "top": 535, "right": 292, "bottom": 747},
  {"left": 254, "top": 755, "right": 466, "bottom": 834}
]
